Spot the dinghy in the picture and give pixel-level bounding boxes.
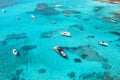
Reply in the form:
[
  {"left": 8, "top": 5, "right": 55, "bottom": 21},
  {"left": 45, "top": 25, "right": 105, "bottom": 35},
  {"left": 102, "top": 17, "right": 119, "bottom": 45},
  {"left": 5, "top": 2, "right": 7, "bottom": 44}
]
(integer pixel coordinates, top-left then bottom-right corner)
[
  {"left": 98, "top": 41, "right": 108, "bottom": 46},
  {"left": 60, "top": 31, "right": 71, "bottom": 37},
  {"left": 12, "top": 49, "right": 18, "bottom": 56}
]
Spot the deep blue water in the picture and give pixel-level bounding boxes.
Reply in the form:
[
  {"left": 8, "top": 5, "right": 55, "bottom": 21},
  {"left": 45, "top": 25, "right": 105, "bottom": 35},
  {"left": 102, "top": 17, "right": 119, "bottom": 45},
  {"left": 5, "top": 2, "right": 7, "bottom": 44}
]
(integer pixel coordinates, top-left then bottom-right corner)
[{"left": 0, "top": 0, "right": 120, "bottom": 80}]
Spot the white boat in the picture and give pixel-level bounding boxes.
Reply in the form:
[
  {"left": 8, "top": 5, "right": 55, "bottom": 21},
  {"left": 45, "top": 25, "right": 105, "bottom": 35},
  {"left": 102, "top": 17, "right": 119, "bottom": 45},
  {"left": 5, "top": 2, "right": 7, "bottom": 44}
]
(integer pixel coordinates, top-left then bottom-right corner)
[
  {"left": 12, "top": 49, "right": 18, "bottom": 56},
  {"left": 64, "top": 13, "right": 70, "bottom": 17},
  {"left": 110, "top": 19, "right": 116, "bottom": 23},
  {"left": 53, "top": 46, "right": 68, "bottom": 59},
  {"left": 1, "top": 9, "right": 6, "bottom": 13},
  {"left": 55, "top": 4, "right": 63, "bottom": 8},
  {"left": 98, "top": 41, "right": 108, "bottom": 46},
  {"left": 60, "top": 31, "right": 71, "bottom": 37},
  {"left": 31, "top": 14, "right": 36, "bottom": 19}
]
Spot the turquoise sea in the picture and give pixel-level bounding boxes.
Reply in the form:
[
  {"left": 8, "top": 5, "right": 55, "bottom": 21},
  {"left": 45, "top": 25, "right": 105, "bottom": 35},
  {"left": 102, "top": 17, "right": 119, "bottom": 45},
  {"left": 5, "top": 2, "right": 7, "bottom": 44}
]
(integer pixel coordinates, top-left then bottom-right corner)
[{"left": 0, "top": 0, "right": 120, "bottom": 80}]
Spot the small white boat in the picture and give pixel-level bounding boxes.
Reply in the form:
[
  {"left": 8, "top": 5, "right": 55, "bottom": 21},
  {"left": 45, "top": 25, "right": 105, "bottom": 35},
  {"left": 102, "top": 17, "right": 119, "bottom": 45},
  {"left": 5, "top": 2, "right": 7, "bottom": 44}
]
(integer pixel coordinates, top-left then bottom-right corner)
[
  {"left": 12, "top": 49, "right": 18, "bottom": 56},
  {"left": 98, "top": 41, "right": 108, "bottom": 46},
  {"left": 110, "top": 19, "right": 116, "bottom": 23},
  {"left": 60, "top": 31, "right": 71, "bottom": 37},
  {"left": 31, "top": 14, "right": 36, "bottom": 19},
  {"left": 64, "top": 13, "right": 70, "bottom": 17},
  {"left": 53, "top": 46, "right": 68, "bottom": 59},
  {"left": 55, "top": 4, "right": 63, "bottom": 8},
  {"left": 1, "top": 9, "right": 6, "bottom": 13}
]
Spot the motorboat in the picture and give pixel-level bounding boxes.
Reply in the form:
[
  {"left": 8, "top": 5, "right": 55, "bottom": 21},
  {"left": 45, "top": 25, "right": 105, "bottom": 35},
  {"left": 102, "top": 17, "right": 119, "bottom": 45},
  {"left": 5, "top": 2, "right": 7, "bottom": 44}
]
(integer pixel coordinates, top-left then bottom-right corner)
[
  {"left": 110, "top": 19, "right": 116, "bottom": 23},
  {"left": 1, "top": 9, "right": 6, "bottom": 13},
  {"left": 60, "top": 31, "right": 71, "bottom": 37},
  {"left": 53, "top": 46, "right": 68, "bottom": 59},
  {"left": 55, "top": 4, "right": 63, "bottom": 8},
  {"left": 31, "top": 14, "right": 36, "bottom": 19},
  {"left": 12, "top": 49, "right": 18, "bottom": 56},
  {"left": 64, "top": 13, "right": 70, "bottom": 17},
  {"left": 98, "top": 41, "right": 108, "bottom": 46}
]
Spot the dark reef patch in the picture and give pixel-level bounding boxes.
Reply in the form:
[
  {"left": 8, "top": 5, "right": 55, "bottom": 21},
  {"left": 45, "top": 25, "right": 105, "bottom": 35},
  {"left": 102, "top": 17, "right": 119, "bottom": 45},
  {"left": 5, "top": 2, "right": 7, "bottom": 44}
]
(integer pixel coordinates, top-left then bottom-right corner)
[
  {"left": 115, "top": 38, "right": 120, "bottom": 41},
  {"left": 93, "top": 6, "right": 104, "bottom": 12},
  {"left": 16, "top": 68, "right": 24, "bottom": 75},
  {"left": 63, "top": 10, "right": 81, "bottom": 14},
  {"left": 87, "top": 35, "right": 95, "bottom": 39},
  {"left": 116, "top": 44, "right": 120, "bottom": 47},
  {"left": 27, "top": 3, "right": 60, "bottom": 15},
  {"left": 78, "top": 71, "right": 120, "bottom": 80},
  {"left": 83, "top": 18, "right": 90, "bottom": 21},
  {"left": 38, "top": 68, "right": 46, "bottom": 74},
  {"left": 67, "top": 72, "right": 76, "bottom": 78},
  {"left": 40, "top": 31, "right": 54, "bottom": 38},
  {"left": 61, "top": 45, "right": 111, "bottom": 70},
  {"left": 69, "top": 24, "right": 84, "bottom": 31},
  {"left": 34, "top": 3, "right": 48, "bottom": 11},
  {"left": 11, "top": 76, "right": 20, "bottom": 80},
  {"left": 0, "top": 1, "right": 18, "bottom": 8},
  {"left": 94, "top": 26, "right": 102, "bottom": 29},
  {"left": 20, "top": 44, "right": 37, "bottom": 51},
  {"left": 5, "top": 33, "right": 27, "bottom": 40},
  {"left": 21, "top": 78, "right": 26, "bottom": 80},
  {"left": 109, "top": 31, "right": 120, "bottom": 36},
  {"left": 81, "top": 54, "right": 88, "bottom": 59},
  {"left": 74, "top": 58, "right": 82, "bottom": 63}
]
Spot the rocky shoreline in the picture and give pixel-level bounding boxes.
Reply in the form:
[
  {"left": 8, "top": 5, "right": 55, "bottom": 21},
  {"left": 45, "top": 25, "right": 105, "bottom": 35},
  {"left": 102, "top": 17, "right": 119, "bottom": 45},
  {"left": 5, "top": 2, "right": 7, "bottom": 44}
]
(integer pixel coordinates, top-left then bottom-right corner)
[{"left": 96, "top": 0, "right": 120, "bottom": 4}]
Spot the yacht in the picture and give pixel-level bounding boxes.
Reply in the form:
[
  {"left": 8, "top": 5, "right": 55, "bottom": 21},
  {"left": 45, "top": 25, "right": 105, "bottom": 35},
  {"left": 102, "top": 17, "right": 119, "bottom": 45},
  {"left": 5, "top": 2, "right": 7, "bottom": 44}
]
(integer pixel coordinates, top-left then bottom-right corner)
[
  {"left": 98, "top": 41, "right": 108, "bottom": 46},
  {"left": 53, "top": 46, "right": 68, "bottom": 59},
  {"left": 60, "top": 31, "right": 71, "bottom": 37}
]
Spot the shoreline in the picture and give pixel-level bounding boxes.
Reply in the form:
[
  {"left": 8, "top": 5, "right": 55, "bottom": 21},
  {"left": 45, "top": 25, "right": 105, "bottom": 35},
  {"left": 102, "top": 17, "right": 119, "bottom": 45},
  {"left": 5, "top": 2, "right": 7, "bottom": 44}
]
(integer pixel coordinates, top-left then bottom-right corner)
[{"left": 96, "top": 0, "right": 120, "bottom": 4}]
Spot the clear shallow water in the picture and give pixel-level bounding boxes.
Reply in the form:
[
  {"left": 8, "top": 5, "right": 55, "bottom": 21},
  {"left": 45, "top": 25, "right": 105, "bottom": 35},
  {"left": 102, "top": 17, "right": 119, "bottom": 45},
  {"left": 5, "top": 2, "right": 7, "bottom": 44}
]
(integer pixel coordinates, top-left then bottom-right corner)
[{"left": 0, "top": 0, "right": 120, "bottom": 80}]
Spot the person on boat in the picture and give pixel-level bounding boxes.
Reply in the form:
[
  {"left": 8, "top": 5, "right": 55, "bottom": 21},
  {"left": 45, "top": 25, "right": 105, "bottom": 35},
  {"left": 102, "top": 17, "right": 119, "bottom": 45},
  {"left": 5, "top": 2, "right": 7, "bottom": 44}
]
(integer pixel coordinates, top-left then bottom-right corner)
[
  {"left": 56, "top": 46, "right": 63, "bottom": 53},
  {"left": 98, "top": 41, "right": 108, "bottom": 46}
]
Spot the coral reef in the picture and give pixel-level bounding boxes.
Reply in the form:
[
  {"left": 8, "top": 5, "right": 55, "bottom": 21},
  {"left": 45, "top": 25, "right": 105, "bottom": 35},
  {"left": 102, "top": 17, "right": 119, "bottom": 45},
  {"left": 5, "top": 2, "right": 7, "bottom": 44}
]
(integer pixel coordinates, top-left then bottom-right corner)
[
  {"left": 0, "top": 1, "right": 18, "bottom": 8},
  {"left": 78, "top": 71, "right": 120, "bottom": 80},
  {"left": 67, "top": 72, "right": 76, "bottom": 78},
  {"left": 38, "top": 68, "right": 46, "bottom": 74},
  {"left": 43, "top": 7, "right": 59, "bottom": 15},
  {"left": 5, "top": 33, "right": 27, "bottom": 40},
  {"left": 16, "top": 68, "right": 24, "bottom": 75},
  {"left": 74, "top": 58, "right": 82, "bottom": 63},
  {"left": 40, "top": 31, "right": 54, "bottom": 38},
  {"left": 11, "top": 76, "right": 20, "bottom": 80},
  {"left": 34, "top": 3, "right": 48, "bottom": 11},
  {"left": 62, "top": 45, "right": 111, "bottom": 70},
  {"left": 93, "top": 6, "right": 104, "bottom": 12},
  {"left": 109, "top": 31, "right": 120, "bottom": 36},
  {"left": 32, "top": 3, "right": 59, "bottom": 15},
  {"left": 63, "top": 10, "right": 81, "bottom": 14},
  {"left": 69, "top": 24, "right": 84, "bottom": 31},
  {"left": 20, "top": 45, "right": 37, "bottom": 51}
]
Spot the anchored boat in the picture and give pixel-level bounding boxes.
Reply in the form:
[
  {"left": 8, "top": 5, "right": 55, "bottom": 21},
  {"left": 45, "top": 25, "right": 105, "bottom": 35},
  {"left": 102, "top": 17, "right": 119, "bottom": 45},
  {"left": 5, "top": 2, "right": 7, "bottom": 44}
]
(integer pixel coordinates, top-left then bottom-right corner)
[{"left": 53, "top": 46, "right": 68, "bottom": 59}]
